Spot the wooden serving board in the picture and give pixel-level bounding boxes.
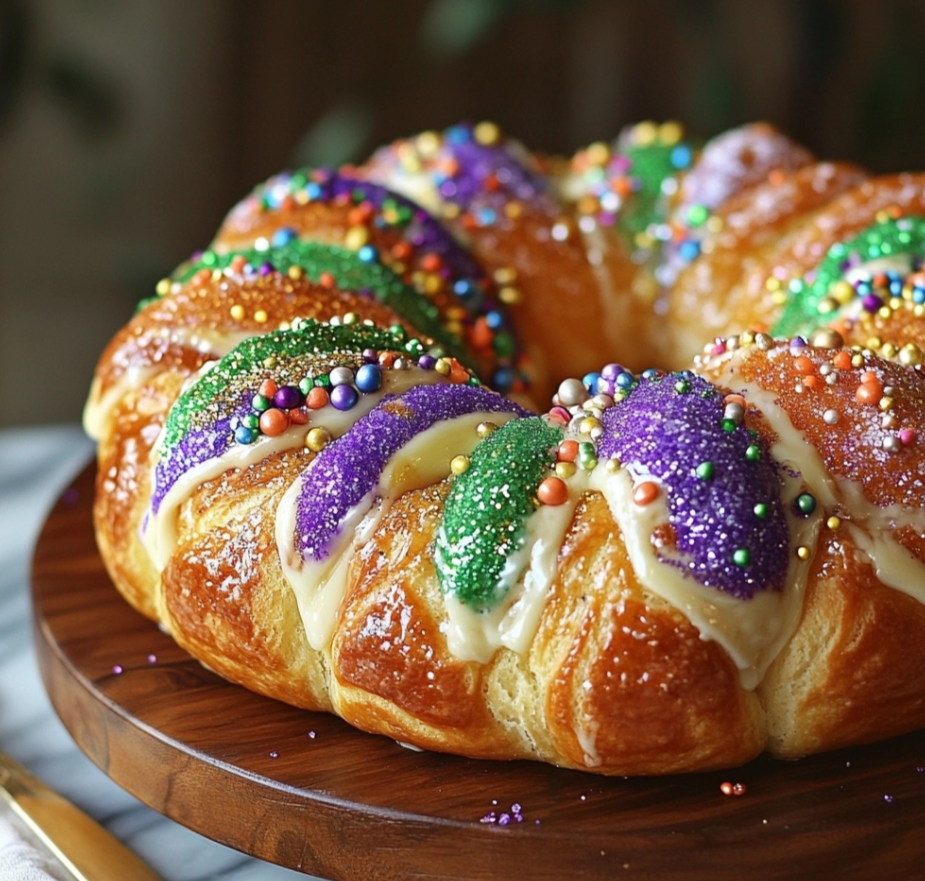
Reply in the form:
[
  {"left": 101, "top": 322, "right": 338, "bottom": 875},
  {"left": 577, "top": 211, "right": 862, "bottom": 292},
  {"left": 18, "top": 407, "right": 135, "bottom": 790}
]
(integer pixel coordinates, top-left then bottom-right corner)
[{"left": 31, "top": 463, "right": 925, "bottom": 880}]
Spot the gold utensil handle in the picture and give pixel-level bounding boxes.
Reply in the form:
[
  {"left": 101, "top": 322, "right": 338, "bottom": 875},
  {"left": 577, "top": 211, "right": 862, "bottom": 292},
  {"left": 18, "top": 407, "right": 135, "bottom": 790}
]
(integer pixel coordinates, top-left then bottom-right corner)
[{"left": 0, "top": 751, "right": 163, "bottom": 881}]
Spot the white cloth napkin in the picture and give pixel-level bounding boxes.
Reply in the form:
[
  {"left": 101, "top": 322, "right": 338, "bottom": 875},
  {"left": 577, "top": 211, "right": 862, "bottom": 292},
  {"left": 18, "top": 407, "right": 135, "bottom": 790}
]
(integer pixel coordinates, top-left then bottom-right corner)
[{"left": 0, "top": 798, "right": 75, "bottom": 881}]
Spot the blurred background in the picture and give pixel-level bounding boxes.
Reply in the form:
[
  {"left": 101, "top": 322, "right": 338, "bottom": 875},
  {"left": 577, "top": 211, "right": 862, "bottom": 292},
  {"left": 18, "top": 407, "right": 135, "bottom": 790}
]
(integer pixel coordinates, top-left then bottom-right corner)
[{"left": 2, "top": 0, "right": 925, "bottom": 426}]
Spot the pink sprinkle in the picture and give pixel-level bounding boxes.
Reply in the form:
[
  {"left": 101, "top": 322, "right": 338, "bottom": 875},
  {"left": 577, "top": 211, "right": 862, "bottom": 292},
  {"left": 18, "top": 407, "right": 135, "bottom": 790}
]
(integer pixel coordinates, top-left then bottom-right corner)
[
  {"left": 112, "top": 665, "right": 123, "bottom": 675},
  {"left": 884, "top": 794, "right": 894, "bottom": 803},
  {"left": 899, "top": 428, "right": 918, "bottom": 446},
  {"left": 147, "top": 654, "right": 158, "bottom": 664},
  {"left": 547, "top": 406, "right": 570, "bottom": 426},
  {"left": 711, "top": 340, "right": 727, "bottom": 356}
]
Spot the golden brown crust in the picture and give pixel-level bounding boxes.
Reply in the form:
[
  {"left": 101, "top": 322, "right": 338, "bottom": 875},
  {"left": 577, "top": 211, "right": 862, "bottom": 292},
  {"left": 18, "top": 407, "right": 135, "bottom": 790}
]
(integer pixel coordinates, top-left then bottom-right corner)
[
  {"left": 85, "top": 121, "right": 925, "bottom": 776},
  {"left": 762, "top": 530, "right": 925, "bottom": 757}
]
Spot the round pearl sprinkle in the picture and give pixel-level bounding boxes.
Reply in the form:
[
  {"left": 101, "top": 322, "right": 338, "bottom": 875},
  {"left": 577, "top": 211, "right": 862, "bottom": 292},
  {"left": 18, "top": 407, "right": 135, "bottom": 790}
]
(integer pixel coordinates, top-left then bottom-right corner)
[
  {"left": 306, "top": 428, "right": 332, "bottom": 452},
  {"left": 355, "top": 363, "right": 383, "bottom": 393},
  {"left": 557, "top": 377, "right": 589, "bottom": 407},
  {"left": 329, "top": 366, "right": 355, "bottom": 386},
  {"left": 632, "top": 481, "right": 660, "bottom": 506},
  {"left": 537, "top": 476, "right": 569, "bottom": 506},
  {"left": 450, "top": 455, "right": 470, "bottom": 475},
  {"left": 330, "top": 384, "right": 359, "bottom": 411}
]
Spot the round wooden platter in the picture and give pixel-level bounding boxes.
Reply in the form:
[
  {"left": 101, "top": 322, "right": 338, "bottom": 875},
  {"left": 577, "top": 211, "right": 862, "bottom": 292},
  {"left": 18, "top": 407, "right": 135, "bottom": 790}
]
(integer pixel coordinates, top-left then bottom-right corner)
[{"left": 31, "top": 462, "right": 925, "bottom": 881}]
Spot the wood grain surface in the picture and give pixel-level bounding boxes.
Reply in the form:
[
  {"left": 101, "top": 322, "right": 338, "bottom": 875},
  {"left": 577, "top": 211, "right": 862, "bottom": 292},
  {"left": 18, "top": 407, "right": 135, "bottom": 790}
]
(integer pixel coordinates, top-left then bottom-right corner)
[{"left": 30, "top": 463, "right": 925, "bottom": 880}]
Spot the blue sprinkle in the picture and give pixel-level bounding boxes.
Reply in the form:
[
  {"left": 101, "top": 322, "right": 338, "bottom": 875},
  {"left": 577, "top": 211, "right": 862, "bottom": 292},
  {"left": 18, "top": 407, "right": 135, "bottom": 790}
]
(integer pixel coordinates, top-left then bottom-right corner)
[
  {"left": 357, "top": 245, "right": 379, "bottom": 264},
  {"left": 271, "top": 226, "right": 297, "bottom": 247},
  {"left": 678, "top": 239, "right": 701, "bottom": 262},
  {"left": 670, "top": 144, "right": 693, "bottom": 168}
]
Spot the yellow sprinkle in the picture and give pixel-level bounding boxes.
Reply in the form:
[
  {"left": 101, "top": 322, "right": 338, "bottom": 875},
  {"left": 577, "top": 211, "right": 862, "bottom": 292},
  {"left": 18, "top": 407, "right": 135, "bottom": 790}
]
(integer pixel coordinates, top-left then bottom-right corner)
[
  {"left": 579, "top": 416, "right": 601, "bottom": 435},
  {"left": 900, "top": 343, "right": 923, "bottom": 366},
  {"left": 658, "top": 120, "right": 684, "bottom": 145},
  {"left": 499, "top": 286, "right": 522, "bottom": 305},
  {"left": 879, "top": 396, "right": 894, "bottom": 411},
  {"left": 851, "top": 354, "right": 865, "bottom": 367},
  {"left": 287, "top": 265, "right": 304, "bottom": 280},
  {"left": 765, "top": 277, "right": 781, "bottom": 291},
  {"left": 827, "top": 516, "right": 841, "bottom": 530},
  {"left": 442, "top": 203, "right": 461, "bottom": 220},
  {"left": 493, "top": 266, "right": 517, "bottom": 284},
  {"left": 706, "top": 216, "right": 724, "bottom": 233},
  {"left": 424, "top": 274, "right": 442, "bottom": 295},
  {"left": 585, "top": 142, "right": 611, "bottom": 166},
  {"left": 605, "top": 456, "right": 622, "bottom": 473},
  {"left": 881, "top": 342, "right": 897, "bottom": 359},
  {"left": 476, "top": 421, "right": 498, "bottom": 439},
  {"left": 343, "top": 312, "right": 359, "bottom": 325},
  {"left": 796, "top": 546, "right": 810, "bottom": 560},
  {"left": 416, "top": 131, "right": 441, "bottom": 157},
  {"left": 434, "top": 358, "right": 452, "bottom": 376},
  {"left": 555, "top": 461, "right": 577, "bottom": 479},
  {"left": 344, "top": 225, "right": 369, "bottom": 250},
  {"left": 450, "top": 455, "right": 470, "bottom": 475},
  {"left": 305, "top": 428, "right": 332, "bottom": 452},
  {"left": 254, "top": 309, "right": 268, "bottom": 324},
  {"left": 504, "top": 202, "right": 523, "bottom": 219},
  {"left": 633, "top": 120, "right": 658, "bottom": 146},
  {"left": 832, "top": 280, "right": 854, "bottom": 305},
  {"left": 474, "top": 121, "right": 501, "bottom": 146},
  {"left": 156, "top": 278, "right": 171, "bottom": 296},
  {"left": 229, "top": 304, "right": 245, "bottom": 321}
]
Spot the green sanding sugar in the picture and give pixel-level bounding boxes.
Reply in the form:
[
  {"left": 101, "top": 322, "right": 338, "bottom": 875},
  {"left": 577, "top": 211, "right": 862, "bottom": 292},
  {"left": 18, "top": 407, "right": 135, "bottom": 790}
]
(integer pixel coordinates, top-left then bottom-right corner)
[
  {"left": 174, "top": 239, "right": 466, "bottom": 361},
  {"left": 772, "top": 215, "right": 925, "bottom": 336},
  {"left": 434, "top": 416, "right": 562, "bottom": 612},
  {"left": 161, "top": 319, "right": 407, "bottom": 453}
]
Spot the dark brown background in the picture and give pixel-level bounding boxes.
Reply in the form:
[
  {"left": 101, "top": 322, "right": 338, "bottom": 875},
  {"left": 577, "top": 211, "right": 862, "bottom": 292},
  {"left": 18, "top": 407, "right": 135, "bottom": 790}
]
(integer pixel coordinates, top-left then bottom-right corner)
[{"left": 2, "top": 0, "right": 924, "bottom": 426}]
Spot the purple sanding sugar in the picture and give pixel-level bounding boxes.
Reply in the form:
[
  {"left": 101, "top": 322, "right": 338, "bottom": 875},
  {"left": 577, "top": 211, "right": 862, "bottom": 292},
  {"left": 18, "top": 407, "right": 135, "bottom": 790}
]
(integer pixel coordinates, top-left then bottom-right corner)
[
  {"left": 438, "top": 124, "right": 552, "bottom": 214},
  {"left": 294, "top": 384, "right": 530, "bottom": 563},
  {"left": 597, "top": 373, "right": 789, "bottom": 599},
  {"left": 318, "top": 172, "right": 486, "bottom": 310},
  {"left": 151, "top": 393, "right": 249, "bottom": 513}
]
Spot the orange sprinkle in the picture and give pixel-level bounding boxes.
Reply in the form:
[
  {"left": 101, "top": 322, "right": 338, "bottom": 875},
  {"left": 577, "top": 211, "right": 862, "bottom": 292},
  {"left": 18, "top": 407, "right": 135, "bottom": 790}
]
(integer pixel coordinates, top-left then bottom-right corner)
[
  {"left": 833, "top": 350, "right": 853, "bottom": 370},
  {"left": 193, "top": 268, "right": 212, "bottom": 286},
  {"left": 306, "top": 387, "right": 330, "bottom": 409},
  {"left": 557, "top": 439, "right": 579, "bottom": 463},
  {"left": 230, "top": 255, "right": 248, "bottom": 272},
  {"left": 259, "top": 408, "right": 289, "bottom": 437},
  {"left": 280, "top": 195, "right": 296, "bottom": 212},
  {"left": 391, "top": 241, "right": 413, "bottom": 261},
  {"left": 794, "top": 355, "right": 815, "bottom": 374},
  {"left": 802, "top": 375, "right": 821, "bottom": 390},
  {"left": 289, "top": 408, "right": 309, "bottom": 425},
  {"left": 258, "top": 379, "right": 278, "bottom": 398},
  {"left": 420, "top": 253, "right": 443, "bottom": 272},
  {"left": 448, "top": 359, "right": 470, "bottom": 384},
  {"left": 537, "top": 477, "right": 569, "bottom": 506},
  {"left": 856, "top": 380, "right": 883, "bottom": 405},
  {"left": 723, "top": 393, "right": 746, "bottom": 407},
  {"left": 632, "top": 481, "right": 660, "bottom": 506},
  {"left": 470, "top": 317, "right": 494, "bottom": 350},
  {"left": 348, "top": 202, "right": 373, "bottom": 225},
  {"left": 318, "top": 272, "right": 336, "bottom": 289}
]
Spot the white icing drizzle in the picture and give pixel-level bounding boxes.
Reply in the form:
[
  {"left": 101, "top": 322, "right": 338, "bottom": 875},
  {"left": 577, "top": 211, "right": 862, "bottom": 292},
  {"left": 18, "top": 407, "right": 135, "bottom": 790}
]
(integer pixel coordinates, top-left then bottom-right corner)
[
  {"left": 277, "top": 410, "right": 520, "bottom": 651},
  {"left": 142, "top": 367, "right": 445, "bottom": 571},
  {"left": 442, "top": 500, "right": 576, "bottom": 664}
]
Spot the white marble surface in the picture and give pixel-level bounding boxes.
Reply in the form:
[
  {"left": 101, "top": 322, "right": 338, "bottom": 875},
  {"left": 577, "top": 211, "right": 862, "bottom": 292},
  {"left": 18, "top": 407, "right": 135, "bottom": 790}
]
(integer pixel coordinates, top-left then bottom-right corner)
[{"left": 0, "top": 426, "right": 321, "bottom": 880}]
